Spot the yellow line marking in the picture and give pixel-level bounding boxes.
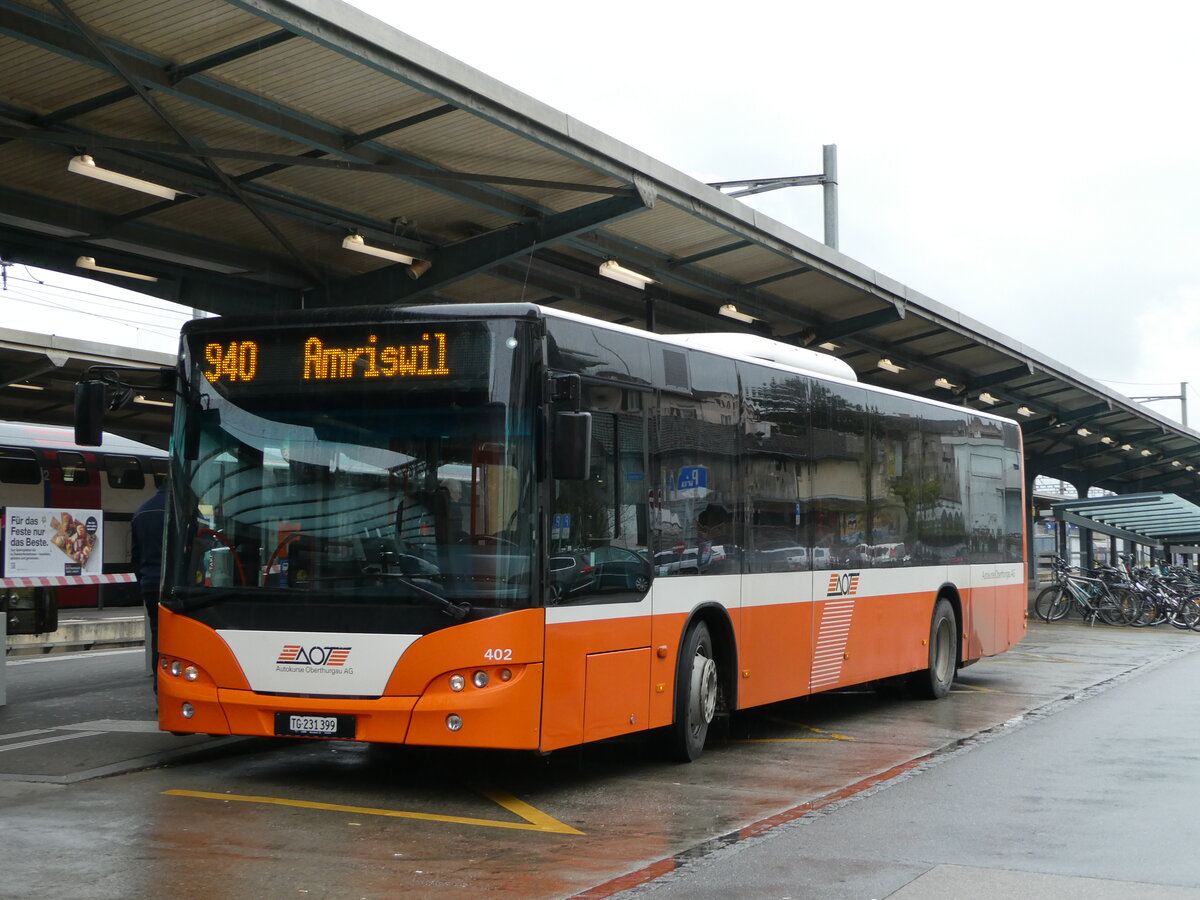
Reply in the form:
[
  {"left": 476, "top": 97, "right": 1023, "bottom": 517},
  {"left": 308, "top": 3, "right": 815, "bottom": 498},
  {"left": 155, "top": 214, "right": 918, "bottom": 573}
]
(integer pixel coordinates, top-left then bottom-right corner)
[
  {"left": 952, "top": 684, "right": 1000, "bottom": 693},
  {"left": 738, "top": 719, "right": 855, "bottom": 743},
  {"left": 476, "top": 786, "right": 582, "bottom": 833},
  {"left": 163, "top": 788, "right": 583, "bottom": 835}
]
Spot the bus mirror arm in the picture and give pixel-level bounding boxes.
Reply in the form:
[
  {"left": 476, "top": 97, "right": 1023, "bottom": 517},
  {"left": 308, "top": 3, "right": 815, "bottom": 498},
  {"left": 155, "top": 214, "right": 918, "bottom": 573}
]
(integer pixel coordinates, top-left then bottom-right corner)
[{"left": 74, "top": 365, "right": 177, "bottom": 446}]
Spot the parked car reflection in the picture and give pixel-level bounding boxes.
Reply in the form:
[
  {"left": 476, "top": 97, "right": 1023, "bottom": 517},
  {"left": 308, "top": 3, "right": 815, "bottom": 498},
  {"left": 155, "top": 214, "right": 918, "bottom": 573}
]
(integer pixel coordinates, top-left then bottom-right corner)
[{"left": 549, "top": 546, "right": 652, "bottom": 602}]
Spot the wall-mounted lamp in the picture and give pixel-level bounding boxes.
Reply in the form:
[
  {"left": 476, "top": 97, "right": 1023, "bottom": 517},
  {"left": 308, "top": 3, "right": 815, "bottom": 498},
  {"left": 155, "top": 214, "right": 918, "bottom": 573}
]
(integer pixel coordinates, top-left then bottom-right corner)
[
  {"left": 599, "top": 260, "right": 655, "bottom": 289},
  {"left": 877, "top": 358, "right": 904, "bottom": 374},
  {"left": 342, "top": 233, "right": 417, "bottom": 265},
  {"left": 718, "top": 304, "right": 756, "bottom": 324},
  {"left": 76, "top": 256, "right": 158, "bottom": 282},
  {"left": 1016, "top": 406, "right": 1034, "bottom": 417},
  {"left": 68, "top": 154, "right": 177, "bottom": 201},
  {"left": 406, "top": 258, "right": 432, "bottom": 280}
]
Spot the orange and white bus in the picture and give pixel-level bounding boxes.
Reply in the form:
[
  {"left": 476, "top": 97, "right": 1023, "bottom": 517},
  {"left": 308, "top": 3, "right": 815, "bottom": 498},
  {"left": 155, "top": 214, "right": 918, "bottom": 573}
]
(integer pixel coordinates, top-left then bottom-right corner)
[{"left": 111, "top": 303, "right": 1025, "bottom": 759}]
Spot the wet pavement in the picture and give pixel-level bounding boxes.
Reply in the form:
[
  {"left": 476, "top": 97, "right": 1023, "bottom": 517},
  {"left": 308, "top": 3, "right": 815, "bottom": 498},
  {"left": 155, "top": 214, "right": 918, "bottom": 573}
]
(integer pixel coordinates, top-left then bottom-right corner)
[{"left": 1, "top": 620, "right": 1198, "bottom": 898}]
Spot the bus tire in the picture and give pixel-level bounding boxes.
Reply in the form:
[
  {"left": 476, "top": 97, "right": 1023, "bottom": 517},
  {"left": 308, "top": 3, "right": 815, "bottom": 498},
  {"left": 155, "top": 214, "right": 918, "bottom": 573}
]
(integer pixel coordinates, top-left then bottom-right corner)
[
  {"left": 909, "top": 598, "right": 957, "bottom": 700},
  {"left": 668, "top": 621, "right": 719, "bottom": 762}
]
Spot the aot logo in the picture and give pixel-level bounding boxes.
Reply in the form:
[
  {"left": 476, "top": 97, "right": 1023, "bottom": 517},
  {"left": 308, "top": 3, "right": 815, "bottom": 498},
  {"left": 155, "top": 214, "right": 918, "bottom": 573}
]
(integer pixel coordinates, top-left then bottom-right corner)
[
  {"left": 277, "top": 644, "right": 351, "bottom": 666},
  {"left": 826, "top": 572, "right": 861, "bottom": 597}
]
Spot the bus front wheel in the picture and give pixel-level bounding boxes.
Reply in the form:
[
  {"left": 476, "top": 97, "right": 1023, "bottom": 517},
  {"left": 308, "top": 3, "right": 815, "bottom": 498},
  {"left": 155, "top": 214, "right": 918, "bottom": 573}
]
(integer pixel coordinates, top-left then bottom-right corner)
[
  {"left": 668, "top": 621, "right": 719, "bottom": 762},
  {"left": 909, "top": 598, "right": 957, "bottom": 700}
]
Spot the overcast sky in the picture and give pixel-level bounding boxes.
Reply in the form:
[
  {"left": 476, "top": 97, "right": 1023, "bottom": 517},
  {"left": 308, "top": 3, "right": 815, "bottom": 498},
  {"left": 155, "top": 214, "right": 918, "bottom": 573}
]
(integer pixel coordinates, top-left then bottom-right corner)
[
  {"left": 9, "top": 0, "right": 1198, "bottom": 423},
  {"left": 352, "top": 0, "right": 1200, "bottom": 423}
]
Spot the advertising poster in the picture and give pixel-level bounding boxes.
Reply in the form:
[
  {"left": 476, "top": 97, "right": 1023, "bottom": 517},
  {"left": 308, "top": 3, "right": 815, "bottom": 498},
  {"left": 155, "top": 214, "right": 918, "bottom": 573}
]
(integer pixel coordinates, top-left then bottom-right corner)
[{"left": 2, "top": 507, "right": 104, "bottom": 578}]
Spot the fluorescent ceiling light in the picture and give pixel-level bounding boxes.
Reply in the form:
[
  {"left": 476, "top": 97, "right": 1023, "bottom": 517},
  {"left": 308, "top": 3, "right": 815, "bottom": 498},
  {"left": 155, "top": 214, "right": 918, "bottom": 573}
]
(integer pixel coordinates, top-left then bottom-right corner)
[
  {"left": 1076, "top": 427, "right": 1091, "bottom": 437},
  {"left": 133, "top": 395, "right": 174, "bottom": 408},
  {"left": 977, "top": 392, "right": 998, "bottom": 404},
  {"left": 817, "top": 341, "right": 839, "bottom": 351},
  {"left": 68, "top": 154, "right": 177, "bottom": 201},
  {"left": 1172, "top": 460, "right": 1183, "bottom": 467},
  {"left": 718, "top": 304, "right": 756, "bottom": 324},
  {"left": 877, "top": 358, "right": 904, "bottom": 374},
  {"left": 76, "top": 256, "right": 158, "bottom": 282},
  {"left": 7, "top": 383, "right": 44, "bottom": 391},
  {"left": 599, "top": 259, "right": 655, "bottom": 289},
  {"left": 1120, "top": 444, "right": 1133, "bottom": 451},
  {"left": 1100, "top": 436, "right": 1115, "bottom": 444},
  {"left": 933, "top": 377, "right": 956, "bottom": 391},
  {"left": 1141, "top": 449, "right": 1153, "bottom": 457},
  {"left": 1016, "top": 406, "right": 1034, "bottom": 417},
  {"left": 342, "top": 233, "right": 416, "bottom": 265}
]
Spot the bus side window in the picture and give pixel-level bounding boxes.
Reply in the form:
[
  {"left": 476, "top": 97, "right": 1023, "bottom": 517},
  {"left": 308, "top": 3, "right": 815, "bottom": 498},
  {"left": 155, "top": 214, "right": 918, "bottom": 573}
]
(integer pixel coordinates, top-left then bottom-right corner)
[
  {"left": 105, "top": 456, "right": 145, "bottom": 490},
  {"left": 58, "top": 451, "right": 89, "bottom": 486},
  {"left": 0, "top": 447, "right": 41, "bottom": 484}
]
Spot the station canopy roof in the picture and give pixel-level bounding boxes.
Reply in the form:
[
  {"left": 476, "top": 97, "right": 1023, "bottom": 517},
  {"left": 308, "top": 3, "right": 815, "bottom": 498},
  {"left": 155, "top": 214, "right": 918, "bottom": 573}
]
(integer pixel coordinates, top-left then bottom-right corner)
[
  {"left": 1052, "top": 493, "right": 1200, "bottom": 548},
  {"left": 3, "top": 0, "right": 1200, "bottom": 496}
]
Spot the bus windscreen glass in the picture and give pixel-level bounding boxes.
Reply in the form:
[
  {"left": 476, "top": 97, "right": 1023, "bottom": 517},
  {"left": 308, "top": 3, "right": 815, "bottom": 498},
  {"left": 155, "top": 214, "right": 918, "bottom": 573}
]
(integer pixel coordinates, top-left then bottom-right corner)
[{"left": 165, "top": 319, "right": 536, "bottom": 634}]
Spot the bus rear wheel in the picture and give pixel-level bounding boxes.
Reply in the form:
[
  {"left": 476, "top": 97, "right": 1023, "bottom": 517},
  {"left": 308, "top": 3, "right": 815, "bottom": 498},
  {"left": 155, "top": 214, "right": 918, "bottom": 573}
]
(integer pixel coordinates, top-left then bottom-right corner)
[
  {"left": 909, "top": 598, "right": 957, "bottom": 699},
  {"left": 668, "top": 621, "right": 719, "bottom": 762}
]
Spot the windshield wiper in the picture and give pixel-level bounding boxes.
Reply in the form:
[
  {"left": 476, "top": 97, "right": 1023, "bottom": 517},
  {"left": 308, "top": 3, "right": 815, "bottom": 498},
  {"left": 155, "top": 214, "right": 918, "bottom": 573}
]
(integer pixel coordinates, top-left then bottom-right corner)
[
  {"left": 165, "top": 588, "right": 243, "bottom": 613},
  {"left": 368, "top": 570, "right": 471, "bottom": 621}
]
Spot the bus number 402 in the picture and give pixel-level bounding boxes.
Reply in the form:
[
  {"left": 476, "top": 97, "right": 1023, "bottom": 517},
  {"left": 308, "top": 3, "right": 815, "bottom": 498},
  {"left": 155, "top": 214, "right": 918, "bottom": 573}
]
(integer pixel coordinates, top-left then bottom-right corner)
[{"left": 484, "top": 647, "right": 513, "bottom": 661}]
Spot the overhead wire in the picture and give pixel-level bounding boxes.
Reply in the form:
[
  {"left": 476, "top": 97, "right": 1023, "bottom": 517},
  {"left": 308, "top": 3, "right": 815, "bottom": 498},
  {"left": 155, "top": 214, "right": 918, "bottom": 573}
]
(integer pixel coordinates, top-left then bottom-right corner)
[{"left": 2, "top": 284, "right": 186, "bottom": 337}]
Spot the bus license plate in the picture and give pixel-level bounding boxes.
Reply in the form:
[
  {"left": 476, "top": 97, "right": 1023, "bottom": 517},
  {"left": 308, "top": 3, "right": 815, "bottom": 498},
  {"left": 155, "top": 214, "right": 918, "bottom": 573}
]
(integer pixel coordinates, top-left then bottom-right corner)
[{"left": 274, "top": 712, "right": 355, "bottom": 739}]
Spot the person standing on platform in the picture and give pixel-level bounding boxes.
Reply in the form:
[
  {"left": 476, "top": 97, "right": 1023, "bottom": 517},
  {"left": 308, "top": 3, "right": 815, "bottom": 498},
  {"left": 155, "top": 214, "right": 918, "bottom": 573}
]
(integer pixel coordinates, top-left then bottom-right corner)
[{"left": 131, "top": 482, "right": 167, "bottom": 672}]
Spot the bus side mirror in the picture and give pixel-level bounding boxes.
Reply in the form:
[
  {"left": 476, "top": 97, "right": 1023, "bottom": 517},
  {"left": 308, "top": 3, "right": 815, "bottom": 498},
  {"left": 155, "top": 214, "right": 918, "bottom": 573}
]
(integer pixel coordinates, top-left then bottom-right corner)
[
  {"left": 553, "top": 411, "right": 591, "bottom": 480},
  {"left": 74, "top": 380, "right": 107, "bottom": 446}
]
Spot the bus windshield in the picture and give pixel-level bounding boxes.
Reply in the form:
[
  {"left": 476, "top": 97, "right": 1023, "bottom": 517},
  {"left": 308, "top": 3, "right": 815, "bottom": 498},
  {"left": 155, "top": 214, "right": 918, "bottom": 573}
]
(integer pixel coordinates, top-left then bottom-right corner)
[{"left": 162, "top": 317, "right": 537, "bottom": 632}]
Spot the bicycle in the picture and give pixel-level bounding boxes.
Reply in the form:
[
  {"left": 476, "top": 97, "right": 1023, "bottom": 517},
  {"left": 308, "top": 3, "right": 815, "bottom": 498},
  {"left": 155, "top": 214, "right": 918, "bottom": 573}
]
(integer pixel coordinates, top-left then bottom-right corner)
[
  {"left": 1126, "top": 565, "right": 1200, "bottom": 629},
  {"left": 1034, "top": 556, "right": 1138, "bottom": 625}
]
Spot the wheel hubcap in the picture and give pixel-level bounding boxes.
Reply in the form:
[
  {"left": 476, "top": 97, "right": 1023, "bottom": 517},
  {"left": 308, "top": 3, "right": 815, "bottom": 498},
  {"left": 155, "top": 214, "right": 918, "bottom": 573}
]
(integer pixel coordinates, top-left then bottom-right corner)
[
  {"left": 932, "top": 619, "right": 952, "bottom": 681},
  {"left": 690, "top": 654, "right": 718, "bottom": 727}
]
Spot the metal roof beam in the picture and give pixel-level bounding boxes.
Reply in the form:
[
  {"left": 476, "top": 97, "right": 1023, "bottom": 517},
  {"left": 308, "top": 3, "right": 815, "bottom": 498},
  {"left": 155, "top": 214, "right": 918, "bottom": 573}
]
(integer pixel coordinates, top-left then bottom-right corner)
[
  {"left": 0, "top": 126, "right": 636, "bottom": 197},
  {"left": 0, "top": 1, "right": 536, "bottom": 220},
  {"left": 321, "top": 191, "right": 650, "bottom": 306},
  {"left": 669, "top": 241, "right": 753, "bottom": 267},
  {"left": 46, "top": 0, "right": 323, "bottom": 284},
  {"left": 1058, "top": 510, "right": 1161, "bottom": 547},
  {"left": 968, "top": 363, "right": 1036, "bottom": 390},
  {"left": 796, "top": 306, "right": 906, "bottom": 345}
]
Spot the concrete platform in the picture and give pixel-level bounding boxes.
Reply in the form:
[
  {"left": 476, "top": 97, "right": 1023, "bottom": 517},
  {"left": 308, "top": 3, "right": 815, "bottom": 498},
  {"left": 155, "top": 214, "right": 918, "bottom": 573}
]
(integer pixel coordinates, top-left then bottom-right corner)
[{"left": 5, "top": 607, "right": 145, "bottom": 656}]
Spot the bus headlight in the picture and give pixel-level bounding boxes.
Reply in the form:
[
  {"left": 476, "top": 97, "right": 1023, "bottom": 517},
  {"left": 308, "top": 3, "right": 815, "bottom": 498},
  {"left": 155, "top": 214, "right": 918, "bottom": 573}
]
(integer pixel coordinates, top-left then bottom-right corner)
[
  {"left": 449, "top": 674, "right": 466, "bottom": 692},
  {"left": 170, "top": 660, "right": 183, "bottom": 677},
  {"left": 446, "top": 714, "right": 463, "bottom": 732},
  {"left": 181, "top": 703, "right": 195, "bottom": 719},
  {"left": 472, "top": 670, "right": 489, "bottom": 688},
  {"left": 184, "top": 666, "right": 199, "bottom": 682}
]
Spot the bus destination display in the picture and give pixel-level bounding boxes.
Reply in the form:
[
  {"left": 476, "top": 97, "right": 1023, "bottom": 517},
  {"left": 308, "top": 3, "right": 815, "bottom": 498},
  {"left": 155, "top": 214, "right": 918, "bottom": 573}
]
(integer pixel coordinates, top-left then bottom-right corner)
[{"left": 190, "top": 324, "right": 492, "bottom": 394}]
